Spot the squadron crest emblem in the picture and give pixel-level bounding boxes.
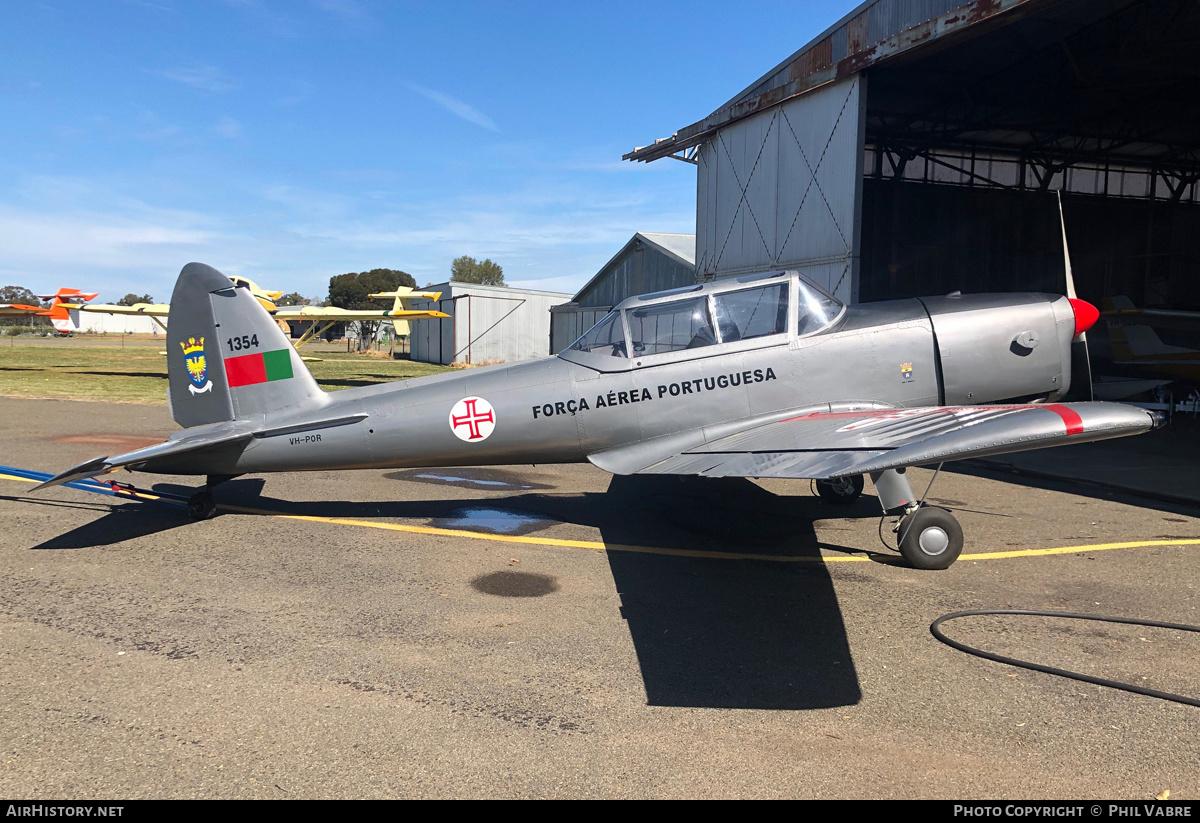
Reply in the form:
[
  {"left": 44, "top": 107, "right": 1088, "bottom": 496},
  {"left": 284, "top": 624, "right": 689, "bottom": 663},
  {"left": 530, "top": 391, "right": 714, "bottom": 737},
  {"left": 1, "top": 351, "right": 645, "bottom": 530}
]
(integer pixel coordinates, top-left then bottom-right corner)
[{"left": 181, "top": 336, "right": 214, "bottom": 395}]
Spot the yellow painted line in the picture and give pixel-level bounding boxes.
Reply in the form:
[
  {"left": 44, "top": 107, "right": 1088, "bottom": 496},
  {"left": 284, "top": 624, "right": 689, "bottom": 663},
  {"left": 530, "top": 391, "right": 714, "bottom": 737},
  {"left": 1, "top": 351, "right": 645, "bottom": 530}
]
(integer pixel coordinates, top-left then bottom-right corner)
[
  {"left": 961, "top": 539, "right": 1200, "bottom": 560},
  {"left": 221, "top": 504, "right": 856, "bottom": 562},
  {"left": 221, "top": 503, "right": 1200, "bottom": 564},
  {"left": 4, "top": 472, "right": 1200, "bottom": 564}
]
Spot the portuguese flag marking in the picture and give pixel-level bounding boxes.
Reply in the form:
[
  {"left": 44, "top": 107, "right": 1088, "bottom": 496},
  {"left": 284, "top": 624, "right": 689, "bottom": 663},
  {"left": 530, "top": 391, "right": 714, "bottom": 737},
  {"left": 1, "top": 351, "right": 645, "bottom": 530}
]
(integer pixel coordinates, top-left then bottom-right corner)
[{"left": 226, "top": 349, "right": 294, "bottom": 387}]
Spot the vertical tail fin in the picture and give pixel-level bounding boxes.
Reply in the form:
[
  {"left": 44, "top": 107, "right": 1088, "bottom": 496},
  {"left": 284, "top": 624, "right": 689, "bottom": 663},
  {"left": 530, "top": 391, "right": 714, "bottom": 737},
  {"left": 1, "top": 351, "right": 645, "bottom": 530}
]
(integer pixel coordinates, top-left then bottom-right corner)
[
  {"left": 39, "top": 288, "right": 98, "bottom": 334},
  {"left": 167, "top": 263, "right": 326, "bottom": 428}
]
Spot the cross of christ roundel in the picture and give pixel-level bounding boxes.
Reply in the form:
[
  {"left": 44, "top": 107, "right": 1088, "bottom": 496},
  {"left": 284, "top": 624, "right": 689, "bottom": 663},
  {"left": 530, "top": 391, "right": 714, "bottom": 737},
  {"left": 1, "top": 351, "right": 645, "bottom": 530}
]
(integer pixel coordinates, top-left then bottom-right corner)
[{"left": 449, "top": 396, "right": 497, "bottom": 442}]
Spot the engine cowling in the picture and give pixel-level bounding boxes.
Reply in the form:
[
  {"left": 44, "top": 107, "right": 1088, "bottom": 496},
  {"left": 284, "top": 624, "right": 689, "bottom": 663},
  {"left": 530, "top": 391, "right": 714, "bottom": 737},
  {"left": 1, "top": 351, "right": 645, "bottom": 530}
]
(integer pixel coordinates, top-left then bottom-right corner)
[{"left": 921, "top": 293, "right": 1081, "bottom": 405}]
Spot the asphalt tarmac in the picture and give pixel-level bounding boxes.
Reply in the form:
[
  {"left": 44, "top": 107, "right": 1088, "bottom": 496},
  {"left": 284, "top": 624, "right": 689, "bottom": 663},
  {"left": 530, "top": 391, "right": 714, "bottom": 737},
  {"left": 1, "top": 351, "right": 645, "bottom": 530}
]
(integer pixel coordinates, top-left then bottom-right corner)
[{"left": 1, "top": 397, "right": 1198, "bottom": 799}]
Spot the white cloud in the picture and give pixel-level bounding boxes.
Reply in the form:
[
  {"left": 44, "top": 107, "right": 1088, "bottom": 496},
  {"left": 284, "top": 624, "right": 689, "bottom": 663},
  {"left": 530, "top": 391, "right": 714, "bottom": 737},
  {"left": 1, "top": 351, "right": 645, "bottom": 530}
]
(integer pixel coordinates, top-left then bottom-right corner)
[
  {"left": 0, "top": 171, "right": 694, "bottom": 301},
  {"left": 407, "top": 82, "right": 499, "bottom": 132},
  {"left": 156, "top": 65, "right": 235, "bottom": 94},
  {"left": 213, "top": 116, "right": 242, "bottom": 138}
]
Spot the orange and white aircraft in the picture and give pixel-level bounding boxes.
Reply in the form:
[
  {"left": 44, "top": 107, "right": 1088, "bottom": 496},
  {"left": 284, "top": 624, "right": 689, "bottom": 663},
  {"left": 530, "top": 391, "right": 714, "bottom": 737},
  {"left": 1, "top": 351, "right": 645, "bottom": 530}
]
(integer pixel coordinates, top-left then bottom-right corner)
[{"left": 0, "top": 288, "right": 100, "bottom": 333}]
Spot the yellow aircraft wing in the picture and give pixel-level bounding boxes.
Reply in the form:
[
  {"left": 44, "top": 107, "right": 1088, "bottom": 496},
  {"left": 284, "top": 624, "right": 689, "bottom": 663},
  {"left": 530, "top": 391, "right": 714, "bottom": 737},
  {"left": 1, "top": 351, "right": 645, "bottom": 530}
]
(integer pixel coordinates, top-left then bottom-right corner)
[
  {"left": 71, "top": 302, "right": 170, "bottom": 317},
  {"left": 270, "top": 306, "right": 449, "bottom": 321},
  {"left": 270, "top": 304, "right": 449, "bottom": 347}
]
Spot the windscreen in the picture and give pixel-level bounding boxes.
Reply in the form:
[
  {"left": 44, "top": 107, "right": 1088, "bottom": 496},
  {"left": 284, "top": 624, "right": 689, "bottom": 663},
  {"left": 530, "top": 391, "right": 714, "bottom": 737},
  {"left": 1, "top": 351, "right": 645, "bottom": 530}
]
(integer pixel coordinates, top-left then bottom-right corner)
[
  {"left": 568, "top": 311, "right": 627, "bottom": 357},
  {"left": 796, "top": 279, "right": 843, "bottom": 336}
]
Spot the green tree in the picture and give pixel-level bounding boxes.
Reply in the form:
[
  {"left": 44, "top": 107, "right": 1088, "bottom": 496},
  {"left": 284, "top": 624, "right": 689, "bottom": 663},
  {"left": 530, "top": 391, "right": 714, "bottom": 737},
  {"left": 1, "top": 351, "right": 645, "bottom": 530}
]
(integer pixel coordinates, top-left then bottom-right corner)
[
  {"left": 328, "top": 268, "right": 417, "bottom": 350},
  {"left": 0, "top": 286, "right": 47, "bottom": 326},
  {"left": 275, "top": 292, "right": 311, "bottom": 306},
  {"left": 451, "top": 256, "right": 505, "bottom": 286},
  {"left": 116, "top": 293, "right": 155, "bottom": 306}
]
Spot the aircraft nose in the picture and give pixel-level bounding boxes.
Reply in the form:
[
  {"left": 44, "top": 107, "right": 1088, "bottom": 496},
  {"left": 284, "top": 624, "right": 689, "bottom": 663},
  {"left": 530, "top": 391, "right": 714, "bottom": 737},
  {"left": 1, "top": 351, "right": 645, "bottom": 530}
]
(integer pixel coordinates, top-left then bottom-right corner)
[{"left": 1068, "top": 298, "right": 1099, "bottom": 337}]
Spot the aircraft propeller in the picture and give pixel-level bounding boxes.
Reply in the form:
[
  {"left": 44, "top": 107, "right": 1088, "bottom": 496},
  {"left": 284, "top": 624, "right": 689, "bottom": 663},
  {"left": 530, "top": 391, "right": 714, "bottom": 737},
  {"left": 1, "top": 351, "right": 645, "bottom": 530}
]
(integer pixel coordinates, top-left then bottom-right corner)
[{"left": 1059, "top": 191, "right": 1095, "bottom": 402}]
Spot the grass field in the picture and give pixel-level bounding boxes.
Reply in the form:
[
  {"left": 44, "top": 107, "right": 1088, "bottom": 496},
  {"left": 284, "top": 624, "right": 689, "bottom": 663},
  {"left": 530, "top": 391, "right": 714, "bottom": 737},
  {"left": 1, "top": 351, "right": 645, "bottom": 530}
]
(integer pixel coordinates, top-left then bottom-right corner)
[{"left": 0, "top": 338, "right": 454, "bottom": 404}]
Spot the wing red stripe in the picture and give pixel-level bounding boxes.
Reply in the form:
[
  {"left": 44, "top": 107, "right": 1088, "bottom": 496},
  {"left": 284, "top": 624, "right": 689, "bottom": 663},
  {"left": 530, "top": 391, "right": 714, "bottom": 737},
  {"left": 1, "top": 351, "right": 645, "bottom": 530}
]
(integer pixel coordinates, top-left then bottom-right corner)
[{"left": 1045, "top": 404, "right": 1085, "bottom": 435}]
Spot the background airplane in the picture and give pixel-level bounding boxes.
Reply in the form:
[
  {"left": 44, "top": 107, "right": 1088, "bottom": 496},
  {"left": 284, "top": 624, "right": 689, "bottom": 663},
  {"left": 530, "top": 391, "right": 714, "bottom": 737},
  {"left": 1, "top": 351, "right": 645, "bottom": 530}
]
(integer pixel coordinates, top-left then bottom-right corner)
[
  {"left": 0, "top": 288, "right": 100, "bottom": 332},
  {"left": 40, "top": 278, "right": 449, "bottom": 348},
  {"left": 1102, "top": 296, "right": 1200, "bottom": 386}
]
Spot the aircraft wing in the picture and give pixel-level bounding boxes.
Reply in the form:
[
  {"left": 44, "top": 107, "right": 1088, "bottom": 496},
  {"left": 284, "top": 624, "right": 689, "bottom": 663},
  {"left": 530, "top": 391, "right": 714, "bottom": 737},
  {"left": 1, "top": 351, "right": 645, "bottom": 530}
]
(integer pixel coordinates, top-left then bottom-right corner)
[
  {"left": 1101, "top": 306, "right": 1200, "bottom": 332},
  {"left": 72, "top": 303, "right": 170, "bottom": 317},
  {"left": 271, "top": 306, "right": 449, "bottom": 321},
  {"left": 0, "top": 303, "right": 47, "bottom": 316},
  {"left": 588, "top": 402, "right": 1158, "bottom": 481}
]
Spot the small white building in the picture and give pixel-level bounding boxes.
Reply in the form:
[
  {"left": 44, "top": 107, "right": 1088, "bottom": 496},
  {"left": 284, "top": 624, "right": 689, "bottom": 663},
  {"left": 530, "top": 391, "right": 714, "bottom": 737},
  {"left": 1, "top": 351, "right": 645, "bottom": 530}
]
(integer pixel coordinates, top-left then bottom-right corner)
[
  {"left": 74, "top": 312, "right": 165, "bottom": 336},
  {"left": 408, "top": 281, "right": 572, "bottom": 366}
]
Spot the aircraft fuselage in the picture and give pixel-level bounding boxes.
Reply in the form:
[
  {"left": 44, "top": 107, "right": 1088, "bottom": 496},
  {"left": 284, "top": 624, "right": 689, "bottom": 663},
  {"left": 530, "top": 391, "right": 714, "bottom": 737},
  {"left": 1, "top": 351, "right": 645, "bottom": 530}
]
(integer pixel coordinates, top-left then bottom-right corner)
[{"left": 154, "top": 280, "right": 1079, "bottom": 479}]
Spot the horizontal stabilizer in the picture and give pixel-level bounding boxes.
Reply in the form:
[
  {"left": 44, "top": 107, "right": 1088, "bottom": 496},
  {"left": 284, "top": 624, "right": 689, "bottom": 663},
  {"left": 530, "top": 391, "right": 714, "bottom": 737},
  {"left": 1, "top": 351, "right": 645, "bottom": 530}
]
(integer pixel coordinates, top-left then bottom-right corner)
[
  {"left": 33, "top": 411, "right": 372, "bottom": 492},
  {"left": 32, "top": 427, "right": 254, "bottom": 491}
]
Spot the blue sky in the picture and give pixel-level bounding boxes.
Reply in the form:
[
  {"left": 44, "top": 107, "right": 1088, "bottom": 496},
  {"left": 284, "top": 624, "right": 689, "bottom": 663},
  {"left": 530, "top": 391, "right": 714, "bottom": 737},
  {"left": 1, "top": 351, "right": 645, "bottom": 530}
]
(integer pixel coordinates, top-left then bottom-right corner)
[{"left": 1, "top": 0, "right": 856, "bottom": 302}]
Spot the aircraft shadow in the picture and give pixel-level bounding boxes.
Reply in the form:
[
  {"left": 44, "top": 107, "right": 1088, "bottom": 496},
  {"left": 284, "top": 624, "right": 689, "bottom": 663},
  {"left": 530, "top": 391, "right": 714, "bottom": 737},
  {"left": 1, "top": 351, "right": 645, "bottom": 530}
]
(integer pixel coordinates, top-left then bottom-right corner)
[
  {"left": 30, "top": 502, "right": 191, "bottom": 549},
  {"left": 58, "top": 370, "right": 167, "bottom": 380},
  {"left": 593, "top": 475, "right": 863, "bottom": 710},
  {"left": 215, "top": 474, "right": 867, "bottom": 711}
]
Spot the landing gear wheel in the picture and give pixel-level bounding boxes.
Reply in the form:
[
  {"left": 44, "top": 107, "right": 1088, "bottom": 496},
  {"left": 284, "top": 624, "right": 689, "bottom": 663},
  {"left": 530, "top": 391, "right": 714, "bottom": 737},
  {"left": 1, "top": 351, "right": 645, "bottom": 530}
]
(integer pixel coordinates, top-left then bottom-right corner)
[
  {"left": 816, "top": 474, "right": 864, "bottom": 505},
  {"left": 897, "top": 506, "right": 963, "bottom": 570},
  {"left": 187, "top": 490, "right": 216, "bottom": 521}
]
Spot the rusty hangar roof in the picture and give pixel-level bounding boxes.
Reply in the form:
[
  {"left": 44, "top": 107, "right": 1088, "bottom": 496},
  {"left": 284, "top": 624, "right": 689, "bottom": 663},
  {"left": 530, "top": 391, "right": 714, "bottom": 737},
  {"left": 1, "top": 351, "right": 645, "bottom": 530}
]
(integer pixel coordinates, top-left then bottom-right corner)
[{"left": 624, "top": 0, "right": 1061, "bottom": 163}]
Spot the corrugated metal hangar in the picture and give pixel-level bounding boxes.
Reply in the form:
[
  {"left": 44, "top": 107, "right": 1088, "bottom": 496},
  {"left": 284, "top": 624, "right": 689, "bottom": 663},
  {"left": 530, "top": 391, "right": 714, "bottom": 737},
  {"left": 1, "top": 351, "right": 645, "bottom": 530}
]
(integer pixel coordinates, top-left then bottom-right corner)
[
  {"left": 408, "top": 282, "right": 571, "bottom": 366},
  {"left": 626, "top": 0, "right": 1200, "bottom": 318},
  {"left": 549, "top": 232, "right": 695, "bottom": 354}
]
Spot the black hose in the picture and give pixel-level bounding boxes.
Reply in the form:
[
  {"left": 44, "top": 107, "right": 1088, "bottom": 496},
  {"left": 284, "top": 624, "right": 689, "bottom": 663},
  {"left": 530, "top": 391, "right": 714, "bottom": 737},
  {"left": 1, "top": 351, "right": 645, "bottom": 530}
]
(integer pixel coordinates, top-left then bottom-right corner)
[{"left": 930, "top": 609, "right": 1200, "bottom": 708}]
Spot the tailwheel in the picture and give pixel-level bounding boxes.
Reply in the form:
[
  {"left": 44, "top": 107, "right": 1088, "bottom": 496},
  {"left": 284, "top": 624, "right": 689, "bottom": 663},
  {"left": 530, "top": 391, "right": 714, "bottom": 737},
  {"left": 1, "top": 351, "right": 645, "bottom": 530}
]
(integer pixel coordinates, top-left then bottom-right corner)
[
  {"left": 187, "top": 490, "right": 217, "bottom": 521},
  {"left": 896, "top": 506, "right": 963, "bottom": 570},
  {"left": 815, "top": 474, "right": 865, "bottom": 505}
]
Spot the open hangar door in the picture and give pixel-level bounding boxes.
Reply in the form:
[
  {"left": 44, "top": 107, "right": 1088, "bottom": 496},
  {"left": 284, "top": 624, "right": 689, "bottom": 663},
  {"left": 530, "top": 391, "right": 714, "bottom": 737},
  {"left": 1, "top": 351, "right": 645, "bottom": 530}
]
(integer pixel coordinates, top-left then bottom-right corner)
[
  {"left": 855, "top": 0, "right": 1200, "bottom": 395},
  {"left": 856, "top": 0, "right": 1200, "bottom": 315}
]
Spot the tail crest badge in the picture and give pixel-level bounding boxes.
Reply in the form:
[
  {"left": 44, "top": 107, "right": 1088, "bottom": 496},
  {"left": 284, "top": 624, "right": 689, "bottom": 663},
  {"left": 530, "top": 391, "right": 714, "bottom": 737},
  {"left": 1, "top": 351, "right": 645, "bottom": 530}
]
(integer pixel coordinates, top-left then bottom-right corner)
[{"left": 181, "top": 336, "right": 214, "bottom": 395}]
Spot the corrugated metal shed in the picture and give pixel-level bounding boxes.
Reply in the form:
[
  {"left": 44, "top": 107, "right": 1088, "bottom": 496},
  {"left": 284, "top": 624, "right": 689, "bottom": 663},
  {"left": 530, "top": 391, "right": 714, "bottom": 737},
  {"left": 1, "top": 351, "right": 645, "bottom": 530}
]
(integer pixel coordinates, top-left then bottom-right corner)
[
  {"left": 573, "top": 232, "right": 694, "bottom": 308},
  {"left": 409, "top": 282, "right": 571, "bottom": 366},
  {"left": 549, "top": 233, "right": 696, "bottom": 353}
]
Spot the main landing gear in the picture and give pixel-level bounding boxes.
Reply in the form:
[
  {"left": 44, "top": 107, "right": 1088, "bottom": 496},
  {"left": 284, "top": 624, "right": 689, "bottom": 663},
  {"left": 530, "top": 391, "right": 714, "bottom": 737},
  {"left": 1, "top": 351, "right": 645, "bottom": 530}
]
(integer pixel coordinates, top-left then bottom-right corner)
[
  {"left": 186, "top": 474, "right": 239, "bottom": 521},
  {"left": 895, "top": 505, "right": 964, "bottom": 570},
  {"left": 870, "top": 467, "right": 964, "bottom": 570}
]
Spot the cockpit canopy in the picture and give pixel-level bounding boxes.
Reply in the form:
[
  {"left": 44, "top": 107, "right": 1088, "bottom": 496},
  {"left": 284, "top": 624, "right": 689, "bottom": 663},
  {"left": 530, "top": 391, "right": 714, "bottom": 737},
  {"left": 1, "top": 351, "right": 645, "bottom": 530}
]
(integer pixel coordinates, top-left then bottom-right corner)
[{"left": 565, "top": 270, "right": 843, "bottom": 364}]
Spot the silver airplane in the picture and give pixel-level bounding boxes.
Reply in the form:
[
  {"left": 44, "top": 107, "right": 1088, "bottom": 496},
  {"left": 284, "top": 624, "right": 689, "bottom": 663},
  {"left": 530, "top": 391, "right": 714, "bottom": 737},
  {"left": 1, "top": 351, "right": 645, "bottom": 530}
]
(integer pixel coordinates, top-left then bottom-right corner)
[{"left": 34, "top": 253, "right": 1159, "bottom": 570}]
